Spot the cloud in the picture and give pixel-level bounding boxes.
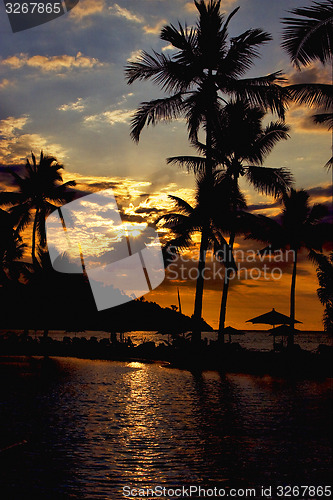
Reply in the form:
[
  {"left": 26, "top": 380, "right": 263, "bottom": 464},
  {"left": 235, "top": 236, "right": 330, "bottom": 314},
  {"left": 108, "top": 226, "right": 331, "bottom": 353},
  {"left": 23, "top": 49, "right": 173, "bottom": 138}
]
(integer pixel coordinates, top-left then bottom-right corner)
[
  {"left": 162, "top": 44, "right": 175, "bottom": 52},
  {"left": 143, "top": 19, "right": 167, "bottom": 35},
  {"left": 0, "top": 116, "right": 29, "bottom": 137},
  {"left": 1, "top": 52, "right": 103, "bottom": 72},
  {"left": 69, "top": 0, "right": 106, "bottom": 20},
  {"left": 287, "top": 62, "right": 332, "bottom": 85},
  {"left": 307, "top": 184, "right": 332, "bottom": 199},
  {"left": 0, "top": 115, "right": 66, "bottom": 164},
  {"left": 127, "top": 50, "right": 142, "bottom": 62},
  {"left": 58, "top": 98, "right": 87, "bottom": 112},
  {"left": 287, "top": 105, "right": 329, "bottom": 134},
  {"left": 109, "top": 3, "right": 143, "bottom": 23},
  {"left": 0, "top": 79, "right": 11, "bottom": 89},
  {"left": 84, "top": 109, "right": 133, "bottom": 126}
]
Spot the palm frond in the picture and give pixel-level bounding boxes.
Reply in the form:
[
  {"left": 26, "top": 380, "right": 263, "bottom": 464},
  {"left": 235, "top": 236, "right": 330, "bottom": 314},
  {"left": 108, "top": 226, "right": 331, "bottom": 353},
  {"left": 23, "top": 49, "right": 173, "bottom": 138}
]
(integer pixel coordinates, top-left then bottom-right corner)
[
  {"left": 0, "top": 191, "right": 24, "bottom": 206},
  {"left": 130, "top": 93, "right": 184, "bottom": 142},
  {"left": 221, "top": 29, "right": 272, "bottom": 79},
  {"left": 281, "top": 1, "right": 333, "bottom": 68},
  {"left": 168, "top": 195, "right": 195, "bottom": 215},
  {"left": 313, "top": 112, "right": 333, "bottom": 129},
  {"left": 245, "top": 166, "right": 293, "bottom": 197},
  {"left": 227, "top": 72, "right": 289, "bottom": 119},
  {"left": 287, "top": 83, "right": 333, "bottom": 110},
  {"left": 248, "top": 121, "right": 290, "bottom": 164},
  {"left": 167, "top": 155, "right": 207, "bottom": 173},
  {"left": 125, "top": 50, "right": 196, "bottom": 93},
  {"left": 160, "top": 23, "right": 198, "bottom": 67},
  {"left": 308, "top": 203, "right": 329, "bottom": 224}
]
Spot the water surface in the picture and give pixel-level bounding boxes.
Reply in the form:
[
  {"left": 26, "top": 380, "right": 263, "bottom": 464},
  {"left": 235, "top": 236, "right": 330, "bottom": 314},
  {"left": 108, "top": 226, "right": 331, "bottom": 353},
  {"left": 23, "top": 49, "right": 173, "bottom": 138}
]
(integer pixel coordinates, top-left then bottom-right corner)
[{"left": 0, "top": 357, "right": 331, "bottom": 499}]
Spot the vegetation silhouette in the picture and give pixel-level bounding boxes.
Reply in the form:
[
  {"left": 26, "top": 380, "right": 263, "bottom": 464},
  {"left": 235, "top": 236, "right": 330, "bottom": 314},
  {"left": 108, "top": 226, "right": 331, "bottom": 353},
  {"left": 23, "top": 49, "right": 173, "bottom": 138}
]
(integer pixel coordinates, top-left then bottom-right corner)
[
  {"left": 310, "top": 250, "right": 333, "bottom": 334},
  {"left": 0, "top": 152, "right": 76, "bottom": 265},
  {"left": 126, "top": 0, "right": 290, "bottom": 340},
  {"left": 247, "top": 189, "right": 331, "bottom": 345},
  {"left": 158, "top": 173, "right": 242, "bottom": 341},
  {"left": 282, "top": 0, "right": 333, "bottom": 167},
  {"left": 168, "top": 100, "right": 292, "bottom": 339}
]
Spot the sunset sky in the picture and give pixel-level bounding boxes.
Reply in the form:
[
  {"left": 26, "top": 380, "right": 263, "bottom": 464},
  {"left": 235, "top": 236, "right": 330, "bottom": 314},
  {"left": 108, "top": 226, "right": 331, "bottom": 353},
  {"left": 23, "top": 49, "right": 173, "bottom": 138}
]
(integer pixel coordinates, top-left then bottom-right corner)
[{"left": 0, "top": 0, "right": 331, "bottom": 330}]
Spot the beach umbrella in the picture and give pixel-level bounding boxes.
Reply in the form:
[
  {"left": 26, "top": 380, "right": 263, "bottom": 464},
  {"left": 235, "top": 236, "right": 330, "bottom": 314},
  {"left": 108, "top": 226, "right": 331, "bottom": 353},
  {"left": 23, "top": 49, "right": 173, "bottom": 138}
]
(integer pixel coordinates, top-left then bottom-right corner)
[
  {"left": 223, "top": 326, "right": 246, "bottom": 343},
  {"left": 246, "top": 308, "right": 302, "bottom": 327},
  {"left": 268, "top": 325, "right": 300, "bottom": 336}
]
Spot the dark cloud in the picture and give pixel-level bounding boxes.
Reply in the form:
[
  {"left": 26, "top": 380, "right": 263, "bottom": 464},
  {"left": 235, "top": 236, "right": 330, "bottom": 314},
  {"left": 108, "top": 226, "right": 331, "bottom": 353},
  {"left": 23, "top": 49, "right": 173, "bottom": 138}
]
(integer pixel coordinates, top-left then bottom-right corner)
[
  {"left": 135, "top": 207, "right": 163, "bottom": 214},
  {"left": 307, "top": 185, "right": 332, "bottom": 198}
]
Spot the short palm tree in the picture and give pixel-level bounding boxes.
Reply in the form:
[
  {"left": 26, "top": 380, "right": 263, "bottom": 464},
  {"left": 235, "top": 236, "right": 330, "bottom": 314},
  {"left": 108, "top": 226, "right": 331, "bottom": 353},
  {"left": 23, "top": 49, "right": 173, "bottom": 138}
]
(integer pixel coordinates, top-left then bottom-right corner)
[
  {"left": 248, "top": 189, "right": 331, "bottom": 346},
  {"left": 168, "top": 100, "right": 292, "bottom": 338},
  {"left": 158, "top": 173, "right": 245, "bottom": 342},
  {"left": 0, "top": 151, "right": 76, "bottom": 265}
]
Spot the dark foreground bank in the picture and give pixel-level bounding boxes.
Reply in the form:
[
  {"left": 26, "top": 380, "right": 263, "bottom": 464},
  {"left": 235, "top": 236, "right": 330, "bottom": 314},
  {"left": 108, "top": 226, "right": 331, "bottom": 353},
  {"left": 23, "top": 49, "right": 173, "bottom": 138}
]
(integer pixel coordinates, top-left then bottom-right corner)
[{"left": 0, "top": 334, "right": 332, "bottom": 378}]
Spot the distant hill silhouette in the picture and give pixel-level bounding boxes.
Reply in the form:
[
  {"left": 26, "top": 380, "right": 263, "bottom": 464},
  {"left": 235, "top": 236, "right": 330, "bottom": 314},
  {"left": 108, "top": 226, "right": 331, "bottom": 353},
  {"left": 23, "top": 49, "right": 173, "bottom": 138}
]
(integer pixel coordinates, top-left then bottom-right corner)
[{"left": 0, "top": 270, "right": 212, "bottom": 333}]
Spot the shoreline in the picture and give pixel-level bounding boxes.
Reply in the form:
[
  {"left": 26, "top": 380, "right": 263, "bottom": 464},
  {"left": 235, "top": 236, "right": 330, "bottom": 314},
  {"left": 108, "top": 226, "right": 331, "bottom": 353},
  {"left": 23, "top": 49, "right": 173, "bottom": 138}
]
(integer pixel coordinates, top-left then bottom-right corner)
[{"left": 0, "top": 337, "right": 332, "bottom": 379}]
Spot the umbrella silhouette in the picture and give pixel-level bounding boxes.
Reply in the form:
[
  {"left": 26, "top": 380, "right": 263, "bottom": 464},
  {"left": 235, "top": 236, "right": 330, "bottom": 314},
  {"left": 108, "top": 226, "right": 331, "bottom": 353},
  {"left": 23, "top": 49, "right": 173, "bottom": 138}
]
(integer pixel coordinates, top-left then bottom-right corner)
[
  {"left": 268, "top": 325, "right": 300, "bottom": 336},
  {"left": 246, "top": 308, "right": 302, "bottom": 327},
  {"left": 223, "top": 326, "right": 246, "bottom": 343}
]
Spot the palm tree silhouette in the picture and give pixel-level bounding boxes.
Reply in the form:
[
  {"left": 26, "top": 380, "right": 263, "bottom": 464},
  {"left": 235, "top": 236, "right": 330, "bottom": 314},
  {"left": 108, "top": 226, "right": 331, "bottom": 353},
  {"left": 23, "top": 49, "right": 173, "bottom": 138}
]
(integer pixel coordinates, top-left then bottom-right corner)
[
  {"left": 126, "top": 0, "right": 288, "bottom": 176},
  {"left": 158, "top": 173, "right": 244, "bottom": 342},
  {"left": 0, "top": 208, "right": 29, "bottom": 286},
  {"left": 168, "top": 100, "right": 291, "bottom": 339},
  {"left": 126, "top": 0, "right": 289, "bottom": 338},
  {"left": 0, "top": 152, "right": 76, "bottom": 265},
  {"left": 310, "top": 250, "right": 333, "bottom": 334},
  {"left": 282, "top": 1, "right": 333, "bottom": 166},
  {"left": 248, "top": 189, "right": 330, "bottom": 346}
]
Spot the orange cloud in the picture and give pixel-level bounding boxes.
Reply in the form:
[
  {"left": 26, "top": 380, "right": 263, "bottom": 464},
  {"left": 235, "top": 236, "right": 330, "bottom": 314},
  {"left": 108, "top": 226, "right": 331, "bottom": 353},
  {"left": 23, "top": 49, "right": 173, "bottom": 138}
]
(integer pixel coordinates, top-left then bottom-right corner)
[
  {"left": 69, "top": 0, "right": 106, "bottom": 20},
  {"left": 143, "top": 19, "right": 167, "bottom": 35},
  {"left": 1, "top": 52, "right": 103, "bottom": 72},
  {"left": 0, "top": 115, "right": 66, "bottom": 164}
]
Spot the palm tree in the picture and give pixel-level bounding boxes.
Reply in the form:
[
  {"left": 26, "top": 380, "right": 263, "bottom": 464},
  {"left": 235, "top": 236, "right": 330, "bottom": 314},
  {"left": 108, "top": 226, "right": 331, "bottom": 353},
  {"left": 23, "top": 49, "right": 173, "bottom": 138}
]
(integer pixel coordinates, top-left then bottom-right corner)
[
  {"left": 158, "top": 173, "right": 245, "bottom": 342},
  {"left": 282, "top": 1, "right": 333, "bottom": 166},
  {"left": 0, "top": 208, "right": 29, "bottom": 286},
  {"left": 126, "top": 0, "right": 288, "bottom": 175},
  {"left": 0, "top": 152, "right": 76, "bottom": 265},
  {"left": 309, "top": 251, "right": 333, "bottom": 334},
  {"left": 168, "top": 100, "right": 292, "bottom": 339},
  {"left": 126, "top": 1, "right": 289, "bottom": 337},
  {"left": 248, "top": 189, "right": 331, "bottom": 346}
]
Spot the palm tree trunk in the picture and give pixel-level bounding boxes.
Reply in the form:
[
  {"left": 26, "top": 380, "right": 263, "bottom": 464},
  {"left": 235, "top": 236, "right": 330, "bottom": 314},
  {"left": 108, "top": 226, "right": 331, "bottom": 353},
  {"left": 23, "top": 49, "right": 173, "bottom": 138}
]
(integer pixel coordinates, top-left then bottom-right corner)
[
  {"left": 288, "top": 248, "right": 298, "bottom": 348},
  {"left": 192, "top": 228, "right": 208, "bottom": 344},
  {"left": 218, "top": 232, "right": 235, "bottom": 343},
  {"left": 32, "top": 207, "right": 39, "bottom": 266}
]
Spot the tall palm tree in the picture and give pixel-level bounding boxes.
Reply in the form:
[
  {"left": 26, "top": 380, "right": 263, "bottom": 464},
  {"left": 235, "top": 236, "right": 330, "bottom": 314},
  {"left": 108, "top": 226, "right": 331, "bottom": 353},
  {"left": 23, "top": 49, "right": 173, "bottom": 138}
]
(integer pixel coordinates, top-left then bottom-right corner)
[
  {"left": 0, "top": 152, "right": 76, "bottom": 265},
  {"left": 248, "top": 189, "right": 330, "bottom": 346},
  {"left": 158, "top": 173, "right": 245, "bottom": 342},
  {"left": 126, "top": 1, "right": 289, "bottom": 336},
  {"left": 282, "top": 1, "right": 333, "bottom": 166},
  {"left": 309, "top": 250, "right": 333, "bottom": 334},
  {"left": 126, "top": 0, "right": 288, "bottom": 182},
  {"left": 168, "top": 100, "right": 292, "bottom": 339}
]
